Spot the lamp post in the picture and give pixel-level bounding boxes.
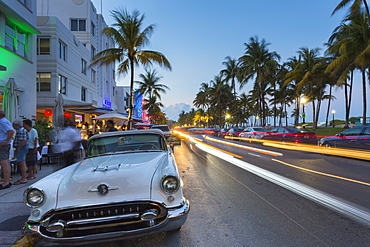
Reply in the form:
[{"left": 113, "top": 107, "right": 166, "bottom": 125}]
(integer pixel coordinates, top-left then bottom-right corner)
[
  {"left": 332, "top": 110, "right": 335, "bottom": 128},
  {"left": 301, "top": 97, "right": 307, "bottom": 127}
]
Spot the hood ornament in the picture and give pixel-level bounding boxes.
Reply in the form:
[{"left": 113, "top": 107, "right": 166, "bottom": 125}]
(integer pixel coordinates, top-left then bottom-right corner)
[{"left": 88, "top": 183, "right": 119, "bottom": 196}]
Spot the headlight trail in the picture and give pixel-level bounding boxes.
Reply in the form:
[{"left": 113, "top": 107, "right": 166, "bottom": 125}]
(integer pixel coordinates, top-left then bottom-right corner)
[
  {"left": 272, "top": 159, "right": 370, "bottom": 187},
  {"left": 205, "top": 136, "right": 282, "bottom": 157}
]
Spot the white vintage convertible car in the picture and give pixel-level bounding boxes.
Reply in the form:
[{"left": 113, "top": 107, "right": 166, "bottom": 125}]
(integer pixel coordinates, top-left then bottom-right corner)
[{"left": 22, "top": 129, "right": 189, "bottom": 245}]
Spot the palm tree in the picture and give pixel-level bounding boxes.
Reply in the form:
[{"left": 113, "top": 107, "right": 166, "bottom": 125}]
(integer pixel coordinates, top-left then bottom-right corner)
[
  {"left": 221, "top": 56, "right": 239, "bottom": 115},
  {"left": 91, "top": 8, "right": 171, "bottom": 129},
  {"left": 135, "top": 69, "right": 170, "bottom": 100},
  {"left": 193, "top": 83, "right": 211, "bottom": 127},
  {"left": 284, "top": 56, "right": 303, "bottom": 126},
  {"left": 327, "top": 11, "right": 370, "bottom": 125},
  {"left": 333, "top": 0, "right": 370, "bottom": 16},
  {"left": 208, "top": 75, "right": 233, "bottom": 127},
  {"left": 143, "top": 95, "right": 164, "bottom": 124},
  {"left": 286, "top": 47, "right": 326, "bottom": 129},
  {"left": 238, "top": 36, "right": 280, "bottom": 126}
]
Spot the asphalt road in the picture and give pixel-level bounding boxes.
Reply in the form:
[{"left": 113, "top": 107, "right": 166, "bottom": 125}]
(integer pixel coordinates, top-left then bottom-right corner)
[{"left": 2, "top": 137, "right": 370, "bottom": 246}]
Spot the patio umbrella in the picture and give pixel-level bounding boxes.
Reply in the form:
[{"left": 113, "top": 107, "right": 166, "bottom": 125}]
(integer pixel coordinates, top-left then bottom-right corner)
[
  {"left": 3, "top": 78, "right": 19, "bottom": 123},
  {"left": 53, "top": 93, "right": 65, "bottom": 130},
  {"left": 92, "top": 112, "right": 128, "bottom": 121}
]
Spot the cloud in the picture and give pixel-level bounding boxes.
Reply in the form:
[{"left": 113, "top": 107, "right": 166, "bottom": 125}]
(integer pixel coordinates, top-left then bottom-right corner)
[{"left": 164, "top": 103, "right": 192, "bottom": 121}]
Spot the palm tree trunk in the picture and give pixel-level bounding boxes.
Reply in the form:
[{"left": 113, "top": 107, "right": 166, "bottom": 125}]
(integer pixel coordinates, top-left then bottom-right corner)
[
  {"left": 325, "top": 85, "right": 333, "bottom": 128},
  {"left": 362, "top": 70, "right": 367, "bottom": 125},
  {"left": 344, "top": 79, "right": 349, "bottom": 128},
  {"left": 312, "top": 100, "right": 316, "bottom": 130},
  {"left": 294, "top": 97, "right": 299, "bottom": 126},
  {"left": 347, "top": 71, "right": 354, "bottom": 126},
  {"left": 315, "top": 99, "right": 322, "bottom": 129},
  {"left": 128, "top": 59, "right": 135, "bottom": 130}
]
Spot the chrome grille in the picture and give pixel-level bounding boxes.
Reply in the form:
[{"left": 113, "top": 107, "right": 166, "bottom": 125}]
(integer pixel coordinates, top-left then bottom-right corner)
[{"left": 40, "top": 202, "right": 167, "bottom": 238}]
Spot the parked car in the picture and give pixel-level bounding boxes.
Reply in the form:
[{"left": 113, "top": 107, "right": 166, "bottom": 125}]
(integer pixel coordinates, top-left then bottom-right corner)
[
  {"left": 239, "top": 127, "right": 268, "bottom": 142},
  {"left": 150, "top": 125, "right": 171, "bottom": 136},
  {"left": 218, "top": 128, "right": 230, "bottom": 138},
  {"left": 225, "top": 128, "right": 245, "bottom": 138},
  {"left": 261, "top": 127, "right": 317, "bottom": 145},
  {"left": 22, "top": 129, "right": 189, "bottom": 245},
  {"left": 319, "top": 126, "right": 370, "bottom": 150},
  {"left": 151, "top": 125, "right": 181, "bottom": 149}
]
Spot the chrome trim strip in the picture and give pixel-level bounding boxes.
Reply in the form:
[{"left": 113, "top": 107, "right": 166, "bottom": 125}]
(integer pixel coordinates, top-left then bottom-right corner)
[
  {"left": 88, "top": 186, "right": 119, "bottom": 192},
  {"left": 66, "top": 213, "right": 140, "bottom": 226}
]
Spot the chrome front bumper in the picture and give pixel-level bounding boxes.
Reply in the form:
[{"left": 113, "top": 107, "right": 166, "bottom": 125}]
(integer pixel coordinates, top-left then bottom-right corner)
[{"left": 22, "top": 199, "right": 190, "bottom": 246}]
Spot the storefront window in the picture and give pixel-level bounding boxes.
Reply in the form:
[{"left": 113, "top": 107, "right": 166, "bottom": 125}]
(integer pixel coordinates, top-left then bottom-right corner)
[{"left": 0, "top": 93, "right": 3, "bottom": 110}]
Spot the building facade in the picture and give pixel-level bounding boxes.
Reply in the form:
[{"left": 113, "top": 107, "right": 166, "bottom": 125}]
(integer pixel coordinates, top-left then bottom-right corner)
[
  {"left": 0, "top": 0, "right": 39, "bottom": 122},
  {"left": 36, "top": 0, "right": 118, "bottom": 124}
]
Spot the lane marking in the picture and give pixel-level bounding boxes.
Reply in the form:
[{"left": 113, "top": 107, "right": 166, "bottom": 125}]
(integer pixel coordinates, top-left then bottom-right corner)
[
  {"left": 191, "top": 137, "right": 243, "bottom": 158},
  {"left": 272, "top": 159, "right": 370, "bottom": 187},
  {"left": 193, "top": 140, "right": 370, "bottom": 226}
]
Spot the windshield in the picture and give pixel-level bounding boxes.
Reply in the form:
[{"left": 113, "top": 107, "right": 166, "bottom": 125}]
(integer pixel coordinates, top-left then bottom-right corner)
[
  {"left": 87, "top": 134, "right": 166, "bottom": 157},
  {"left": 253, "top": 128, "right": 267, "bottom": 132},
  {"left": 287, "top": 128, "right": 314, "bottom": 134},
  {"left": 151, "top": 126, "right": 170, "bottom": 132}
]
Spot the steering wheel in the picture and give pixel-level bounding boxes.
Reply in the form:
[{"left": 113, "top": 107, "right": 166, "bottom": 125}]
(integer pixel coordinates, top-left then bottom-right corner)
[{"left": 137, "top": 144, "right": 159, "bottom": 150}]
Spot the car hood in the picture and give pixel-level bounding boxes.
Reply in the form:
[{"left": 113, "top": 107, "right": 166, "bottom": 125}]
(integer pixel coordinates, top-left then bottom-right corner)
[{"left": 56, "top": 152, "right": 167, "bottom": 209}]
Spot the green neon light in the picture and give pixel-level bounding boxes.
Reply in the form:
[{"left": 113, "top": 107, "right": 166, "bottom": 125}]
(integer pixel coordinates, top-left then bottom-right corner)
[{"left": 0, "top": 47, "right": 24, "bottom": 72}]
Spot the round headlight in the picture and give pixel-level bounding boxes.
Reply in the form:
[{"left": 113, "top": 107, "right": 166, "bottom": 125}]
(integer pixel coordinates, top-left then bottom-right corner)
[
  {"left": 24, "top": 188, "right": 45, "bottom": 207},
  {"left": 161, "top": 175, "right": 179, "bottom": 194}
]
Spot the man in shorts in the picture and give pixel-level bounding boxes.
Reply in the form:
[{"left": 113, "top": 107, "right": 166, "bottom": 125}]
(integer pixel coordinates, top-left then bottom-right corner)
[
  {"left": 12, "top": 120, "right": 29, "bottom": 185},
  {"left": 23, "top": 119, "right": 39, "bottom": 180},
  {"left": 0, "top": 110, "right": 15, "bottom": 190}
]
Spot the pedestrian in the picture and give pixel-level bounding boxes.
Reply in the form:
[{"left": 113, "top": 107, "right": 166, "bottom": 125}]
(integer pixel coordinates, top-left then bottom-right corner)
[
  {"left": 23, "top": 119, "right": 39, "bottom": 180},
  {"left": 12, "top": 120, "right": 29, "bottom": 185},
  {"left": 0, "top": 110, "right": 15, "bottom": 190},
  {"left": 106, "top": 120, "right": 118, "bottom": 132}
]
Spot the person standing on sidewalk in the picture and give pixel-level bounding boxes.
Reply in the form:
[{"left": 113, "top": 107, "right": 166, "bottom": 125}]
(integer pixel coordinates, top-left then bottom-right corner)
[
  {"left": 23, "top": 119, "right": 39, "bottom": 180},
  {"left": 0, "top": 110, "right": 15, "bottom": 190},
  {"left": 12, "top": 120, "right": 29, "bottom": 185}
]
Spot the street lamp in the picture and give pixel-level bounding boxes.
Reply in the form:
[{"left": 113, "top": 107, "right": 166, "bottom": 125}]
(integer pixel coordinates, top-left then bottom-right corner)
[
  {"left": 255, "top": 116, "right": 260, "bottom": 127},
  {"left": 301, "top": 97, "right": 307, "bottom": 127},
  {"left": 225, "top": 113, "right": 231, "bottom": 127},
  {"left": 332, "top": 110, "right": 335, "bottom": 128}
]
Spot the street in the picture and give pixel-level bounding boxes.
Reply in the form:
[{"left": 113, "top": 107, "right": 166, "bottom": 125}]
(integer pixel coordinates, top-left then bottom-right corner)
[{"left": 1, "top": 137, "right": 370, "bottom": 246}]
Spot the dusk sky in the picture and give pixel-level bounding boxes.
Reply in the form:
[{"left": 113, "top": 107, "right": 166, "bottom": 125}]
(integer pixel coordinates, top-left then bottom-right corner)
[{"left": 90, "top": 0, "right": 366, "bottom": 123}]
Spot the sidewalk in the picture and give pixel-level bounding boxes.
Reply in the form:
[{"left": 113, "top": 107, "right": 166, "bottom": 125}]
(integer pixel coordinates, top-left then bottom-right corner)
[{"left": 0, "top": 162, "right": 64, "bottom": 247}]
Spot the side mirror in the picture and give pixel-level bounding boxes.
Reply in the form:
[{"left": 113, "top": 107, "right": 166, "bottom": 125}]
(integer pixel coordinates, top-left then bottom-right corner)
[{"left": 166, "top": 135, "right": 181, "bottom": 147}]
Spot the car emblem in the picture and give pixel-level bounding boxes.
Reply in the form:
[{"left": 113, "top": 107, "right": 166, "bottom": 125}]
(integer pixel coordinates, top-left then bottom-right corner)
[{"left": 88, "top": 183, "right": 119, "bottom": 196}]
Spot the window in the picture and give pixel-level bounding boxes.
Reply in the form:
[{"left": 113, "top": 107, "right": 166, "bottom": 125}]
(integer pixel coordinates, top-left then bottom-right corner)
[
  {"left": 5, "top": 22, "right": 15, "bottom": 51},
  {"left": 81, "top": 87, "right": 86, "bottom": 101},
  {"left": 113, "top": 69, "right": 115, "bottom": 81},
  {"left": 91, "top": 46, "right": 96, "bottom": 59},
  {"left": 91, "top": 69, "right": 96, "bottom": 84},
  {"left": 58, "top": 40, "right": 67, "bottom": 61},
  {"left": 0, "top": 93, "right": 3, "bottom": 109},
  {"left": 71, "top": 19, "right": 86, "bottom": 31},
  {"left": 5, "top": 20, "right": 29, "bottom": 58},
  {"left": 81, "top": 59, "right": 87, "bottom": 75},
  {"left": 58, "top": 75, "right": 67, "bottom": 95},
  {"left": 37, "top": 37, "right": 50, "bottom": 55},
  {"left": 36, "top": 73, "right": 51, "bottom": 91},
  {"left": 17, "top": 30, "right": 26, "bottom": 57},
  {"left": 91, "top": 21, "right": 96, "bottom": 36}
]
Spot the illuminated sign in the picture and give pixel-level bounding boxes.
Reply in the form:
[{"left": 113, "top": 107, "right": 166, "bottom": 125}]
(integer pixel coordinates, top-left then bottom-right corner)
[{"left": 103, "top": 98, "right": 111, "bottom": 108}]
